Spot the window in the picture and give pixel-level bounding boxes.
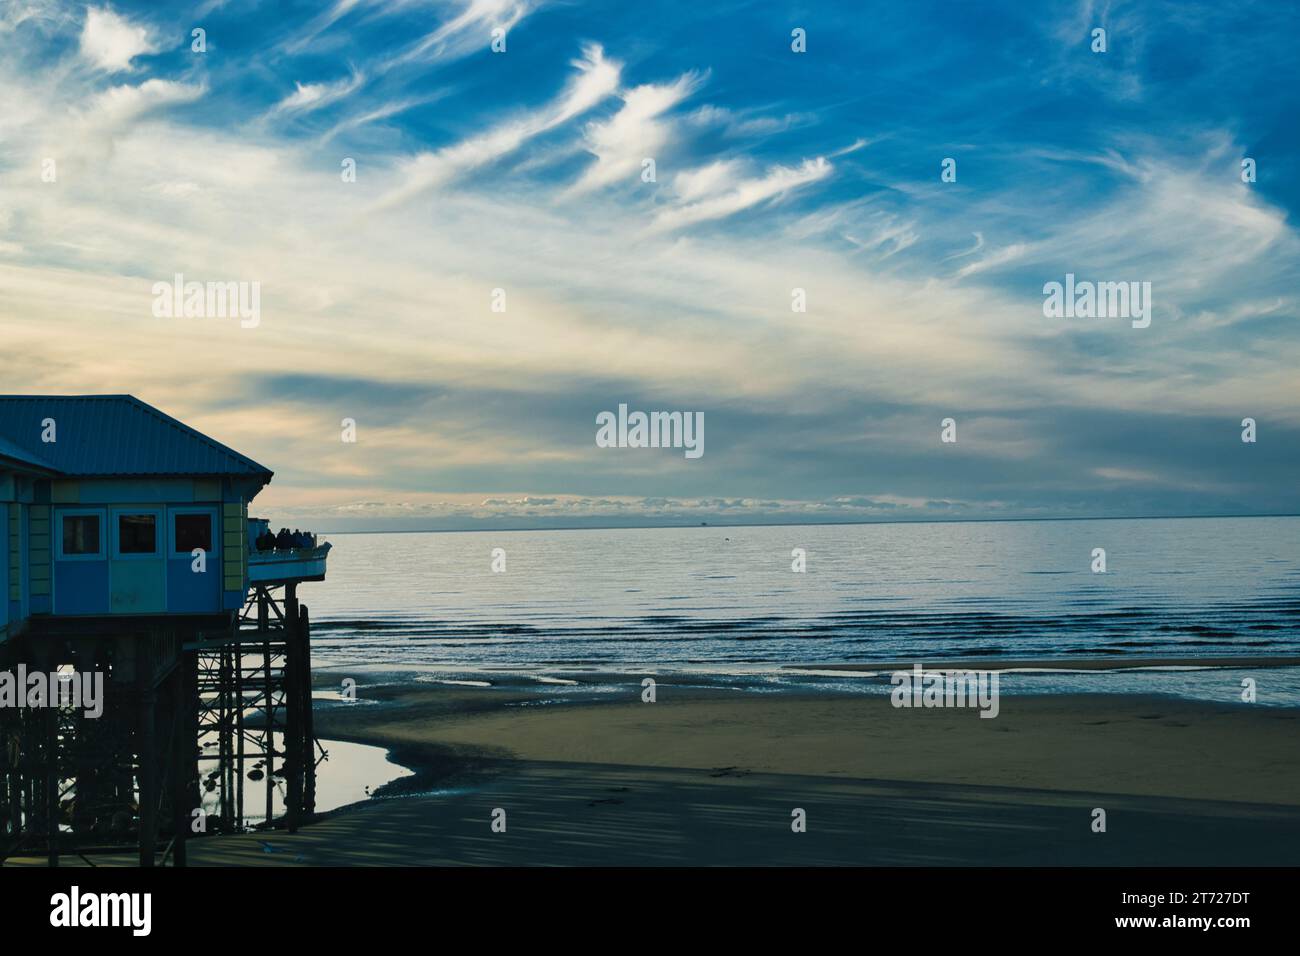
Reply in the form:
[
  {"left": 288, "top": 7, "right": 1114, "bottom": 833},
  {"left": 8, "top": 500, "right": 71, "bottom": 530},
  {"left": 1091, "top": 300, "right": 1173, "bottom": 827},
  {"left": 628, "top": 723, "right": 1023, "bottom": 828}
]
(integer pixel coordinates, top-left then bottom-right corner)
[
  {"left": 175, "top": 513, "right": 212, "bottom": 553},
  {"left": 118, "top": 514, "right": 158, "bottom": 554},
  {"left": 63, "top": 514, "right": 101, "bottom": 555}
]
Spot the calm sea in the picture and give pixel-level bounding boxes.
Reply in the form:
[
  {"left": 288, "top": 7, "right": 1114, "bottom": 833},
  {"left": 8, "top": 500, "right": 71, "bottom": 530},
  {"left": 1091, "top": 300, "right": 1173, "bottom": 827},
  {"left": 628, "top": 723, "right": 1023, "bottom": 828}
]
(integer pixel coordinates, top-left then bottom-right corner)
[{"left": 302, "top": 517, "right": 1299, "bottom": 683}]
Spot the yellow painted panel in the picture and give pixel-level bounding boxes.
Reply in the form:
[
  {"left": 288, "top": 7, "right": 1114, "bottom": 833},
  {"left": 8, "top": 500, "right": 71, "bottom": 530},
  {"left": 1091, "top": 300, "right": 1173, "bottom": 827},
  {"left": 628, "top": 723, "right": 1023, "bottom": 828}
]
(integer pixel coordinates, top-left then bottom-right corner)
[
  {"left": 193, "top": 479, "right": 220, "bottom": 501},
  {"left": 51, "top": 481, "right": 79, "bottom": 503}
]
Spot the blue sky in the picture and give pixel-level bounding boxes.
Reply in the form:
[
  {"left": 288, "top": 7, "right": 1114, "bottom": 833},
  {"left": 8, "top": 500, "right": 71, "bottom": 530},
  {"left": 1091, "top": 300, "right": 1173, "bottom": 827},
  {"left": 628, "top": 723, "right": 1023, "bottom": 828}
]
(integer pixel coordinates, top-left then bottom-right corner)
[{"left": 0, "top": 0, "right": 1297, "bottom": 530}]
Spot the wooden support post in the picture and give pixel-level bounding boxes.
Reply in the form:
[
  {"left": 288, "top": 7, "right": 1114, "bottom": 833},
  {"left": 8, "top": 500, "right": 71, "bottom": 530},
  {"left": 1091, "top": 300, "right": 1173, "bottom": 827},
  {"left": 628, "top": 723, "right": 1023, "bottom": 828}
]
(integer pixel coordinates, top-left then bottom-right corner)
[
  {"left": 45, "top": 705, "right": 57, "bottom": 868},
  {"left": 284, "top": 585, "right": 301, "bottom": 832},
  {"left": 23, "top": 767, "right": 34, "bottom": 850},
  {"left": 218, "top": 646, "right": 232, "bottom": 829},
  {"left": 263, "top": 633, "right": 273, "bottom": 827},
  {"left": 235, "top": 637, "right": 245, "bottom": 828},
  {"left": 171, "top": 663, "right": 189, "bottom": 868},
  {"left": 301, "top": 604, "right": 315, "bottom": 817},
  {"left": 189, "top": 645, "right": 203, "bottom": 842},
  {"left": 258, "top": 587, "right": 270, "bottom": 829},
  {"left": 138, "top": 688, "right": 157, "bottom": 867},
  {"left": 8, "top": 727, "right": 20, "bottom": 841},
  {"left": 284, "top": 580, "right": 301, "bottom": 832}
]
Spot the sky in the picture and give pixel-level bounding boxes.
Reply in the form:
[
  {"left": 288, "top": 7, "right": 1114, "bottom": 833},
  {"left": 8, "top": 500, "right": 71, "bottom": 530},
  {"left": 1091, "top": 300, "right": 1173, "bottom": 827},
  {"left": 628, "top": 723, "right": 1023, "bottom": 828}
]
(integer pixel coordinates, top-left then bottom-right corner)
[{"left": 0, "top": 0, "right": 1297, "bottom": 531}]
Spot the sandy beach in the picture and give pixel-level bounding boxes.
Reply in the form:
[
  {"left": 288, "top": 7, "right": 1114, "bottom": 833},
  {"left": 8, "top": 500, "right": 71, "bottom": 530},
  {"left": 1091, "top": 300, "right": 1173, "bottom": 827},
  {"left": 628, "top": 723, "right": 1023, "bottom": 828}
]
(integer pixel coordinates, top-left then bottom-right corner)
[
  {"left": 152, "top": 663, "right": 1299, "bottom": 867},
  {"left": 13, "top": 661, "right": 1298, "bottom": 867}
]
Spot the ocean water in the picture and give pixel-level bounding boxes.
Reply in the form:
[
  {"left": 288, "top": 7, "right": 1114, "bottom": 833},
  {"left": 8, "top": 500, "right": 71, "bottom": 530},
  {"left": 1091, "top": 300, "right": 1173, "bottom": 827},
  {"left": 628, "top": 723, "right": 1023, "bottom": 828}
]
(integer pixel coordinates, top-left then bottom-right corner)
[{"left": 300, "top": 517, "right": 1299, "bottom": 677}]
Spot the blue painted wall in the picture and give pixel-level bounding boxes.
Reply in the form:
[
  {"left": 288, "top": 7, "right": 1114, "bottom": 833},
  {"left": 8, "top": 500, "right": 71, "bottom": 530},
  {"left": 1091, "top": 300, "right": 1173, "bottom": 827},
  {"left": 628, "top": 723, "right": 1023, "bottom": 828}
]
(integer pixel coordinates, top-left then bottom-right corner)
[
  {"left": 0, "top": 502, "right": 8, "bottom": 634},
  {"left": 53, "top": 559, "right": 111, "bottom": 615},
  {"left": 167, "top": 505, "right": 221, "bottom": 612},
  {"left": 44, "top": 482, "right": 244, "bottom": 617}
]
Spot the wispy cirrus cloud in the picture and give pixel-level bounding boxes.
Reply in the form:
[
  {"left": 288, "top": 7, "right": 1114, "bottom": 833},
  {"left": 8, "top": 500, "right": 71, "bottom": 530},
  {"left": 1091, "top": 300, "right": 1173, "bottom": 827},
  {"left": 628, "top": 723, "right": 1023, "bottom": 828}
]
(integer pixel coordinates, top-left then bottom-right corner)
[
  {"left": 650, "top": 156, "right": 833, "bottom": 233},
  {"left": 377, "top": 42, "right": 619, "bottom": 206},
  {"left": 269, "top": 70, "right": 366, "bottom": 117},
  {"left": 380, "top": 0, "right": 538, "bottom": 71},
  {"left": 564, "top": 70, "right": 706, "bottom": 197},
  {"left": 686, "top": 104, "right": 815, "bottom": 139},
  {"left": 953, "top": 241, "right": 1026, "bottom": 279}
]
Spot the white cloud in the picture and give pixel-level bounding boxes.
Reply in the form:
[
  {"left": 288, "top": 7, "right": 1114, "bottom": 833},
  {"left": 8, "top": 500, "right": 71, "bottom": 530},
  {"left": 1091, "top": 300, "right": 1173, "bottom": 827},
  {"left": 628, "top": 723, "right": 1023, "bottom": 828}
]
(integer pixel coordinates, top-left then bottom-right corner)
[
  {"left": 1, "top": 0, "right": 67, "bottom": 34},
  {"left": 79, "top": 6, "right": 157, "bottom": 72},
  {"left": 843, "top": 214, "right": 918, "bottom": 259},
  {"left": 270, "top": 70, "right": 365, "bottom": 117},
  {"left": 143, "top": 180, "right": 201, "bottom": 198},
  {"left": 284, "top": 0, "right": 364, "bottom": 53},
  {"left": 943, "top": 232, "right": 984, "bottom": 261},
  {"left": 650, "top": 157, "right": 832, "bottom": 233},
  {"left": 378, "top": 43, "right": 619, "bottom": 206},
  {"left": 687, "top": 104, "right": 813, "bottom": 139},
  {"left": 381, "top": 0, "right": 537, "bottom": 71},
  {"left": 953, "top": 242, "right": 1026, "bottom": 279},
  {"left": 317, "top": 94, "right": 442, "bottom": 144},
  {"left": 565, "top": 71, "right": 705, "bottom": 196},
  {"left": 671, "top": 159, "right": 742, "bottom": 202},
  {"left": 84, "top": 78, "right": 205, "bottom": 126}
]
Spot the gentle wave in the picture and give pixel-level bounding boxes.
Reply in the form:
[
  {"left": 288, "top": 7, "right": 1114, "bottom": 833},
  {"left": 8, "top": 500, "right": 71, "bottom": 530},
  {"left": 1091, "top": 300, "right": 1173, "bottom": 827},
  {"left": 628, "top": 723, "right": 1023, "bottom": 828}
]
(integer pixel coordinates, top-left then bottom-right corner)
[{"left": 300, "top": 518, "right": 1300, "bottom": 670}]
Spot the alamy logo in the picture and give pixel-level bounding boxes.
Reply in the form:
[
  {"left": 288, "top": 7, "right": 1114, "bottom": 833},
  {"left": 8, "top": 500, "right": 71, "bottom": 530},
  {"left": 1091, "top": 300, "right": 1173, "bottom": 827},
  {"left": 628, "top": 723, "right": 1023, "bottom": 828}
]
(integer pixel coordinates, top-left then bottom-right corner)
[
  {"left": 0, "top": 666, "right": 104, "bottom": 719},
  {"left": 596, "top": 403, "right": 704, "bottom": 459},
  {"left": 50, "top": 886, "right": 151, "bottom": 936},
  {"left": 890, "top": 663, "right": 1000, "bottom": 718},
  {"left": 1042, "top": 273, "right": 1151, "bottom": 329},
  {"left": 151, "top": 273, "right": 261, "bottom": 328}
]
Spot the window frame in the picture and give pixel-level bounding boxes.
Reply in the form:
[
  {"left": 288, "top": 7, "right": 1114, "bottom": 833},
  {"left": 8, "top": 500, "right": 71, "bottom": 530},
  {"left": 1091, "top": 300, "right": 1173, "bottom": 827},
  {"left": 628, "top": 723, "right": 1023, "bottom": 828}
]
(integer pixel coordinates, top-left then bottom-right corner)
[
  {"left": 168, "top": 507, "right": 219, "bottom": 562},
  {"left": 54, "top": 508, "right": 107, "bottom": 561},
  {"left": 111, "top": 507, "right": 163, "bottom": 560}
]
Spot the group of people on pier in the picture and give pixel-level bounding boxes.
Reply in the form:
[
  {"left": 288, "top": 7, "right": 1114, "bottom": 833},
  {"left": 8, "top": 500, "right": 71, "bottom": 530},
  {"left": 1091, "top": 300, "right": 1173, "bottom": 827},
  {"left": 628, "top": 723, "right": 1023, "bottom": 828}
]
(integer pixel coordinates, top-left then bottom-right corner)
[{"left": 253, "top": 527, "right": 318, "bottom": 552}]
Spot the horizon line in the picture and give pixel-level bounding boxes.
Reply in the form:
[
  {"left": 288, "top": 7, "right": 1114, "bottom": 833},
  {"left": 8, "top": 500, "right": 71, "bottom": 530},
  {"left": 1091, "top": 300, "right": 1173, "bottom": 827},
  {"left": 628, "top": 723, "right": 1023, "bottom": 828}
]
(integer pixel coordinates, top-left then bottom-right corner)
[{"left": 312, "top": 512, "right": 1300, "bottom": 536}]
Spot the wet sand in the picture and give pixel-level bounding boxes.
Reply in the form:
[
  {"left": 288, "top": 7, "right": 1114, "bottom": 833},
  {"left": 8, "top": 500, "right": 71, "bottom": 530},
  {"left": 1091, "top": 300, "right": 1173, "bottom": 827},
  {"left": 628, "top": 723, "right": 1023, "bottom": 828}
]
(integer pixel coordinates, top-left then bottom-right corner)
[{"left": 178, "top": 673, "right": 1300, "bottom": 866}]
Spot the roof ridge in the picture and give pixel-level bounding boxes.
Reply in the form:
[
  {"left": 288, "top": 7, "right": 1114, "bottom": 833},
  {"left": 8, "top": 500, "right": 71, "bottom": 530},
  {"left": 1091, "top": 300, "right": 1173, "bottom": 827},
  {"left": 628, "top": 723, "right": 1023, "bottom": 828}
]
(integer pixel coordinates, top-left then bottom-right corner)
[
  {"left": 0, "top": 394, "right": 273, "bottom": 480},
  {"left": 0, "top": 434, "right": 60, "bottom": 473},
  {"left": 120, "top": 395, "right": 273, "bottom": 476}
]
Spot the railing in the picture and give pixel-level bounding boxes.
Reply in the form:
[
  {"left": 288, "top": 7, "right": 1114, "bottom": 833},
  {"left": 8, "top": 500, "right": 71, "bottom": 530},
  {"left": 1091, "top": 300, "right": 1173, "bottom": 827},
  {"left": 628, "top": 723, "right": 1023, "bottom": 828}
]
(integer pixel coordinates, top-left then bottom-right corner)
[{"left": 248, "top": 542, "right": 331, "bottom": 585}]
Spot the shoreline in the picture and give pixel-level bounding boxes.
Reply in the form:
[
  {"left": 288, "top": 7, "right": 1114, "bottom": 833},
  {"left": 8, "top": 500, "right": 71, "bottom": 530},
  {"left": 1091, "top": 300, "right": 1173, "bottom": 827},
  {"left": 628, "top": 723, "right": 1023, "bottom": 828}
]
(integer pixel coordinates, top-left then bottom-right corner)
[
  {"left": 793, "top": 654, "right": 1300, "bottom": 671},
  {"left": 309, "top": 671, "right": 1300, "bottom": 811},
  {"left": 302, "top": 657, "right": 1300, "bottom": 821},
  {"left": 311, "top": 679, "right": 1300, "bottom": 807},
  {"left": 308, "top": 656, "right": 1300, "bottom": 712},
  {"left": 312, "top": 653, "right": 1300, "bottom": 674}
]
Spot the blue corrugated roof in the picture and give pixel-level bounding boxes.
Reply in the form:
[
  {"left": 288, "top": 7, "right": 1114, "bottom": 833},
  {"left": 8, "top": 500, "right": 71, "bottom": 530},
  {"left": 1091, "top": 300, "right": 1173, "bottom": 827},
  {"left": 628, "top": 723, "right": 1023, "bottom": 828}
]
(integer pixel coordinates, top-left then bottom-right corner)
[
  {"left": 0, "top": 433, "right": 58, "bottom": 473},
  {"left": 0, "top": 395, "right": 273, "bottom": 480}
]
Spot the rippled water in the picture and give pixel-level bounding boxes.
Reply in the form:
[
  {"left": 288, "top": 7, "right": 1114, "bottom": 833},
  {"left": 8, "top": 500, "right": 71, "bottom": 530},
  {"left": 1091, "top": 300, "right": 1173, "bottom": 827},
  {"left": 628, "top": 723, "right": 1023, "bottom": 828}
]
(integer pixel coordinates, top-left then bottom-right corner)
[{"left": 299, "top": 517, "right": 1300, "bottom": 671}]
